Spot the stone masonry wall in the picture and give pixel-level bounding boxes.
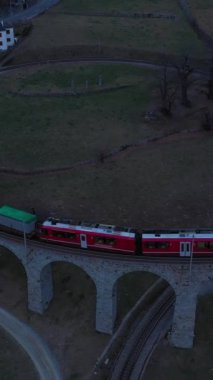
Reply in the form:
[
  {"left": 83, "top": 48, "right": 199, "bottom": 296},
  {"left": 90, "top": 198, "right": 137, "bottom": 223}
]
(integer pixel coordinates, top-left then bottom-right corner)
[{"left": 1, "top": 235, "right": 213, "bottom": 348}]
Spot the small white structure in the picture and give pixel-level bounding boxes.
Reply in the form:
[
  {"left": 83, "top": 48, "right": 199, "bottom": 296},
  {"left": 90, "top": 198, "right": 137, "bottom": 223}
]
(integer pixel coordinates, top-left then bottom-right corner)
[{"left": 0, "top": 22, "right": 15, "bottom": 51}]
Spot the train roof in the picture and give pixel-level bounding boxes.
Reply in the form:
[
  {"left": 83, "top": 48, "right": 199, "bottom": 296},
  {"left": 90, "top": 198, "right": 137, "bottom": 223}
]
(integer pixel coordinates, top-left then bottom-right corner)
[
  {"left": 42, "top": 218, "right": 136, "bottom": 237},
  {"left": 143, "top": 231, "right": 213, "bottom": 238},
  {"left": 0, "top": 205, "right": 37, "bottom": 223},
  {"left": 41, "top": 218, "right": 213, "bottom": 239}
]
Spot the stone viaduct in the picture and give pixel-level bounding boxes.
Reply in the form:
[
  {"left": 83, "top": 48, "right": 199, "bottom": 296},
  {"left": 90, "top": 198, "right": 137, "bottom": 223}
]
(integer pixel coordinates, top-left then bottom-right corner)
[{"left": 1, "top": 234, "right": 213, "bottom": 349}]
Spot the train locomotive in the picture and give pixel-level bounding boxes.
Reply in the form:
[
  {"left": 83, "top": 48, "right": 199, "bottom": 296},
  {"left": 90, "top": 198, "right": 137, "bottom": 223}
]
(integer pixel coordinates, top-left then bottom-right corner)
[{"left": 1, "top": 205, "right": 213, "bottom": 257}]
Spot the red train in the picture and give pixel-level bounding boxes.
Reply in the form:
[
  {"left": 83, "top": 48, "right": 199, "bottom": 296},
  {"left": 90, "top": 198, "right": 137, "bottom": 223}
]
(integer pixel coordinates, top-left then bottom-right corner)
[
  {"left": 1, "top": 205, "right": 213, "bottom": 257},
  {"left": 37, "top": 217, "right": 213, "bottom": 257}
]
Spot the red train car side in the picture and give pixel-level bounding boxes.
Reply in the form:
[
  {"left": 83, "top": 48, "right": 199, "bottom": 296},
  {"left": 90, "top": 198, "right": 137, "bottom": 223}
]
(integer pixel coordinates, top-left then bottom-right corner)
[
  {"left": 36, "top": 217, "right": 213, "bottom": 257},
  {"left": 142, "top": 231, "right": 213, "bottom": 257},
  {"left": 37, "top": 218, "right": 137, "bottom": 254},
  {"left": 2, "top": 204, "right": 213, "bottom": 258}
]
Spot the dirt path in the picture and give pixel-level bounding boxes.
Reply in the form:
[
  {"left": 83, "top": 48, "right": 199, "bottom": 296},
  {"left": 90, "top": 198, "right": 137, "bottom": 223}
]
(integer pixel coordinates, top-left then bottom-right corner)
[{"left": 0, "top": 127, "right": 202, "bottom": 176}]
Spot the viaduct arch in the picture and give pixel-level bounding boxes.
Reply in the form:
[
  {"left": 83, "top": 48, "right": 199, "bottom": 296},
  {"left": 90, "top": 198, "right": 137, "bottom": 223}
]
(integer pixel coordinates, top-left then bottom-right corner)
[{"left": 1, "top": 234, "right": 213, "bottom": 349}]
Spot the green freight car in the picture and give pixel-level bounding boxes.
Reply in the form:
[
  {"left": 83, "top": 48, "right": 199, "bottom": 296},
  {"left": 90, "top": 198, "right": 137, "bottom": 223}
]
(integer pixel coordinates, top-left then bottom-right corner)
[{"left": 0, "top": 205, "right": 37, "bottom": 234}]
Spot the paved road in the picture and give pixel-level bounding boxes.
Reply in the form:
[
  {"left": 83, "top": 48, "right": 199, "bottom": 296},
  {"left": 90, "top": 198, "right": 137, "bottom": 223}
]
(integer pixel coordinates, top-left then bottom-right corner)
[
  {"left": 0, "top": 307, "right": 62, "bottom": 380},
  {"left": 2, "top": 0, "right": 59, "bottom": 24}
]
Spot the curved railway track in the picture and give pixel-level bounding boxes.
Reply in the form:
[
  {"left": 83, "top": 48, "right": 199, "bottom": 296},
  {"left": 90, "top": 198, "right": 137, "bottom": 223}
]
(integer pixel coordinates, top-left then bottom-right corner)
[
  {"left": 108, "top": 287, "right": 175, "bottom": 380},
  {"left": 1, "top": 231, "right": 213, "bottom": 265},
  {"left": 90, "top": 284, "right": 175, "bottom": 380}
]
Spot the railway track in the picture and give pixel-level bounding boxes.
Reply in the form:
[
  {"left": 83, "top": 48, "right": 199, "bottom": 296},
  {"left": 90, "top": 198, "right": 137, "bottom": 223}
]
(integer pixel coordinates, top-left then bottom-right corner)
[
  {"left": 107, "top": 286, "right": 175, "bottom": 380},
  {"left": 1, "top": 231, "right": 213, "bottom": 265}
]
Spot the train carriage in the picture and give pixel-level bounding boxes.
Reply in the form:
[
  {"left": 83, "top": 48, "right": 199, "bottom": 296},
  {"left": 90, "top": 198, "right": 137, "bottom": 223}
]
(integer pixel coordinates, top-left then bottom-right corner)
[
  {"left": 0, "top": 205, "right": 37, "bottom": 235},
  {"left": 38, "top": 218, "right": 137, "bottom": 254},
  {"left": 142, "top": 231, "right": 213, "bottom": 257},
  {"left": 1, "top": 204, "right": 213, "bottom": 258}
]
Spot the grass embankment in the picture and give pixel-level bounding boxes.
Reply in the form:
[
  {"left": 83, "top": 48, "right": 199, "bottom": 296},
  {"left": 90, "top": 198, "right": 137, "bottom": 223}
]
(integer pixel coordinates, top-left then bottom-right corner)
[{"left": 6, "top": 0, "right": 212, "bottom": 65}]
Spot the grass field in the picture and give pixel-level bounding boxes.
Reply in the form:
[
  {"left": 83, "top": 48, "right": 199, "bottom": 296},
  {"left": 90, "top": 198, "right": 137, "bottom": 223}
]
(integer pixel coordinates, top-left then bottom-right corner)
[
  {"left": 8, "top": 0, "right": 212, "bottom": 66},
  {"left": 57, "top": 0, "right": 212, "bottom": 15},
  {"left": 0, "top": 64, "right": 154, "bottom": 170},
  {"left": 1, "top": 62, "right": 213, "bottom": 228},
  {"left": 57, "top": 0, "right": 180, "bottom": 13},
  {"left": 16, "top": 15, "right": 208, "bottom": 58}
]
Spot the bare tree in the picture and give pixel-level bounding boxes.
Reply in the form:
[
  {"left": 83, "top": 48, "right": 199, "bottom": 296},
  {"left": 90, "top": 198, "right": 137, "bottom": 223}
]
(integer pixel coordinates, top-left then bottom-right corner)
[
  {"left": 177, "top": 0, "right": 213, "bottom": 100},
  {"left": 202, "top": 108, "right": 212, "bottom": 131},
  {"left": 175, "top": 56, "right": 194, "bottom": 107},
  {"left": 207, "top": 59, "right": 213, "bottom": 99},
  {"left": 158, "top": 65, "right": 177, "bottom": 116}
]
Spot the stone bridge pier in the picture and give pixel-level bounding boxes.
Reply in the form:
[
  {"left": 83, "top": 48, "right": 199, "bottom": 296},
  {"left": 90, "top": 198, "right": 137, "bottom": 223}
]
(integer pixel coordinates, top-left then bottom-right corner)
[
  {"left": 169, "top": 283, "right": 198, "bottom": 347},
  {"left": 1, "top": 235, "right": 213, "bottom": 349},
  {"left": 26, "top": 262, "right": 54, "bottom": 314}
]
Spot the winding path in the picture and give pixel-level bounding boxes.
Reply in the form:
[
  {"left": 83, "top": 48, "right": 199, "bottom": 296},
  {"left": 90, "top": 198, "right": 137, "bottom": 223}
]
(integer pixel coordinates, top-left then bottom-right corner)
[
  {"left": 0, "top": 127, "right": 202, "bottom": 176},
  {"left": 2, "top": 0, "right": 59, "bottom": 24},
  {"left": 0, "top": 307, "right": 62, "bottom": 380}
]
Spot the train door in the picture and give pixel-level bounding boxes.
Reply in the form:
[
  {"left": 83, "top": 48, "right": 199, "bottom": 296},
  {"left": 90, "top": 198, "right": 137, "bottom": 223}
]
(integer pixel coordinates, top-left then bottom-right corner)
[
  {"left": 135, "top": 232, "right": 142, "bottom": 255},
  {"left": 80, "top": 234, "right": 87, "bottom": 249},
  {"left": 180, "top": 242, "right": 191, "bottom": 257}
]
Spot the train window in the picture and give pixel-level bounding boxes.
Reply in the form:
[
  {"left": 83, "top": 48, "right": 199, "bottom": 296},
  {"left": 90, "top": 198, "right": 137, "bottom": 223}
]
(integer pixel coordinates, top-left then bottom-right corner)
[
  {"left": 145, "top": 242, "right": 156, "bottom": 249},
  {"left": 40, "top": 229, "right": 48, "bottom": 236},
  {"left": 64, "top": 232, "right": 76, "bottom": 239},
  {"left": 105, "top": 238, "right": 115, "bottom": 246},
  {"left": 52, "top": 230, "right": 76, "bottom": 239},
  {"left": 197, "top": 242, "right": 213, "bottom": 250},
  {"left": 94, "top": 237, "right": 115, "bottom": 245},
  {"left": 197, "top": 242, "right": 206, "bottom": 249},
  {"left": 94, "top": 237, "right": 105, "bottom": 244},
  {"left": 52, "top": 231, "right": 63, "bottom": 237},
  {"left": 156, "top": 242, "right": 170, "bottom": 249},
  {"left": 145, "top": 241, "right": 169, "bottom": 249}
]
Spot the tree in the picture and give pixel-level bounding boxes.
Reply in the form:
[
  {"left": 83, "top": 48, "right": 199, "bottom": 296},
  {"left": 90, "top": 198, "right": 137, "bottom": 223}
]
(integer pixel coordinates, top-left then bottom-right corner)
[
  {"left": 175, "top": 56, "right": 194, "bottom": 107},
  {"left": 177, "top": 1, "right": 213, "bottom": 101},
  {"left": 158, "top": 65, "right": 177, "bottom": 116},
  {"left": 207, "top": 59, "right": 213, "bottom": 99},
  {"left": 202, "top": 109, "right": 212, "bottom": 131}
]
